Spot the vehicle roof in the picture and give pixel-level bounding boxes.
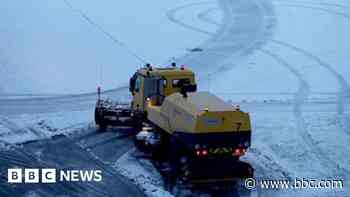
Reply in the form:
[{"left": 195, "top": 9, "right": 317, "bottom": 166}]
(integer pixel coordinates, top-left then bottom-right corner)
[
  {"left": 137, "top": 66, "right": 194, "bottom": 78},
  {"left": 165, "top": 92, "right": 235, "bottom": 115}
]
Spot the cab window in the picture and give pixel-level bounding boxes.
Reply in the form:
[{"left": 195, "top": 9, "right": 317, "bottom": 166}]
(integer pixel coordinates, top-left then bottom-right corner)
[
  {"left": 163, "top": 79, "right": 167, "bottom": 88},
  {"left": 135, "top": 76, "right": 141, "bottom": 92},
  {"left": 129, "top": 74, "right": 137, "bottom": 92},
  {"left": 172, "top": 79, "right": 190, "bottom": 88}
]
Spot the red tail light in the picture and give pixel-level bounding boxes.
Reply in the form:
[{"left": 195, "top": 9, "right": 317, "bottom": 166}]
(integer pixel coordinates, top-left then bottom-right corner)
[
  {"left": 196, "top": 149, "right": 208, "bottom": 157},
  {"left": 233, "top": 148, "right": 246, "bottom": 156},
  {"left": 202, "top": 150, "right": 208, "bottom": 156}
]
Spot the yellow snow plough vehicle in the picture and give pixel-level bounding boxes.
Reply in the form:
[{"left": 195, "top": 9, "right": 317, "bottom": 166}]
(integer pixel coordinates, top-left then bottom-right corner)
[{"left": 95, "top": 63, "right": 253, "bottom": 187}]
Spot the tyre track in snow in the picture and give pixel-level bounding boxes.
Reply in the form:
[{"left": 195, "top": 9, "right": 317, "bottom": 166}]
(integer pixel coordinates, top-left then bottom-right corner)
[
  {"left": 270, "top": 39, "right": 350, "bottom": 156},
  {"left": 167, "top": 1, "right": 215, "bottom": 36},
  {"left": 197, "top": 7, "right": 222, "bottom": 26},
  {"left": 198, "top": 7, "right": 312, "bottom": 111},
  {"left": 197, "top": 4, "right": 350, "bottom": 176},
  {"left": 275, "top": 0, "right": 350, "bottom": 10},
  {"left": 270, "top": 1, "right": 350, "bottom": 140},
  {"left": 272, "top": 2, "right": 350, "bottom": 115},
  {"left": 258, "top": 49, "right": 350, "bottom": 177},
  {"left": 198, "top": 4, "right": 350, "bottom": 115},
  {"left": 271, "top": 39, "right": 350, "bottom": 114},
  {"left": 167, "top": 0, "right": 276, "bottom": 79}
]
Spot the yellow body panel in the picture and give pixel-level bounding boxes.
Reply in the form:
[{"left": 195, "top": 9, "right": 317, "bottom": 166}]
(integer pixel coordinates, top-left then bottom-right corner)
[
  {"left": 195, "top": 111, "right": 251, "bottom": 133},
  {"left": 147, "top": 92, "right": 251, "bottom": 134},
  {"left": 132, "top": 66, "right": 251, "bottom": 135}
]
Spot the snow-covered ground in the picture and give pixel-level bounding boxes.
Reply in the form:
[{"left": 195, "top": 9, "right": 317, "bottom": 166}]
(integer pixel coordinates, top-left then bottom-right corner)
[
  {"left": 114, "top": 148, "right": 173, "bottom": 197},
  {"left": 1, "top": 0, "right": 350, "bottom": 196},
  {"left": 0, "top": 110, "right": 92, "bottom": 144}
]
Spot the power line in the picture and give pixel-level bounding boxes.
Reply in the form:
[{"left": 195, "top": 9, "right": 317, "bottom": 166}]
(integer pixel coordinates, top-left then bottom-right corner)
[{"left": 62, "top": 0, "right": 148, "bottom": 64}]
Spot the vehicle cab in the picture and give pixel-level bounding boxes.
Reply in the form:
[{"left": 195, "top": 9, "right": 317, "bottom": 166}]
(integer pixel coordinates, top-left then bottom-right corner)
[{"left": 129, "top": 64, "right": 197, "bottom": 112}]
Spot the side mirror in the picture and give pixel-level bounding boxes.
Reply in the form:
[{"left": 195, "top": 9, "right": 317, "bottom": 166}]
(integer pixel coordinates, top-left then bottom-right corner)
[{"left": 129, "top": 74, "right": 137, "bottom": 92}]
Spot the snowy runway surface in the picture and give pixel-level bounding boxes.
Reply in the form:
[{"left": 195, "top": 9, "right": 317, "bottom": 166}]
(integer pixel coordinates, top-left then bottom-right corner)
[{"left": 1, "top": 0, "right": 350, "bottom": 196}]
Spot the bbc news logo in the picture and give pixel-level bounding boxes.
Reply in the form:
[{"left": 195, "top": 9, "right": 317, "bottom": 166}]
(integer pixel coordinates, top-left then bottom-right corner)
[{"left": 8, "top": 168, "right": 102, "bottom": 183}]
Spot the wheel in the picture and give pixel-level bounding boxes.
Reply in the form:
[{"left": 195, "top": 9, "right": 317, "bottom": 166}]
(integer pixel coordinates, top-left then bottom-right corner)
[
  {"left": 177, "top": 156, "right": 191, "bottom": 183},
  {"left": 94, "top": 108, "right": 100, "bottom": 126},
  {"left": 99, "top": 122, "right": 107, "bottom": 131},
  {"left": 151, "top": 146, "right": 165, "bottom": 161},
  {"left": 94, "top": 107, "right": 107, "bottom": 131},
  {"left": 97, "top": 114, "right": 107, "bottom": 131},
  {"left": 166, "top": 137, "right": 186, "bottom": 192},
  {"left": 167, "top": 156, "right": 192, "bottom": 195},
  {"left": 133, "top": 137, "right": 146, "bottom": 151},
  {"left": 131, "top": 114, "right": 143, "bottom": 133}
]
